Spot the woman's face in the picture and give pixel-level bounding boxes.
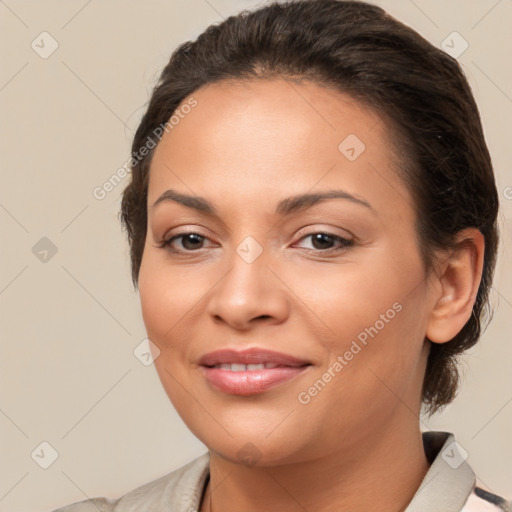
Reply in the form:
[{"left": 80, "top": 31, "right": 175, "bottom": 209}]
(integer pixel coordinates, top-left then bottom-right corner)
[{"left": 138, "top": 78, "right": 436, "bottom": 465}]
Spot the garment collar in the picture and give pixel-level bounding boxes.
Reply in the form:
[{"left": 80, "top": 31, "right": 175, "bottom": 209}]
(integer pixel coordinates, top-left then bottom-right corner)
[{"left": 182, "top": 431, "right": 475, "bottom": 512}]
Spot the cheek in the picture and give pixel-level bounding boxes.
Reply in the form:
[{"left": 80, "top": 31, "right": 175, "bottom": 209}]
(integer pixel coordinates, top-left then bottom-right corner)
[
  {"left": 304, "top": 249, "right": 427, "bottom": 395},
  {"left": 293, "top": 252, "right": 412, "bottom": 346},
  {"left": 138, "top": 251, "right": 199, "bottom": 343},
  {"left": 331, "top": 281, "right": 428, "bottom": 409}
]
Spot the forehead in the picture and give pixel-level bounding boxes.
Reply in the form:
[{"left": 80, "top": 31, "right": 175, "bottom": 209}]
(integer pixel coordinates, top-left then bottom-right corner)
[
  {"left": 150, "top": 77, "right": 386, "bottom": 162},
  {"left": 147, "top": 78, "right": 410, "bottom": 221}
]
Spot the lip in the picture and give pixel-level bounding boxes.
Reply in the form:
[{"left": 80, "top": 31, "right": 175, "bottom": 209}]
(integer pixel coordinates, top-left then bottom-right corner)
[
  {"left": 199, "top": 348, "right": 310, "bottom": 367},
  {"left": 199, "top": 348, "right": 311, "bottom": 396}
]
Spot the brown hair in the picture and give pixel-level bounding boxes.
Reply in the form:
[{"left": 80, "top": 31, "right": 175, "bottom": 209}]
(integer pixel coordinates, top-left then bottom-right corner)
[{"left": 119, "top": 0, "right": 499, "bottom": 416}]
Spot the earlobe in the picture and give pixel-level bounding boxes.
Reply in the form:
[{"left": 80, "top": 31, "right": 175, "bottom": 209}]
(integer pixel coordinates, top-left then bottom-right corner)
[{"left": 425, "top": 228, "right": 485, "bottom": 344}]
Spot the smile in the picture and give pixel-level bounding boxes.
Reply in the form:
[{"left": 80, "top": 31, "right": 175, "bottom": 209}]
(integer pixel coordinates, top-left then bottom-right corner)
[
  {"left": 201, "top": 365, "right": 310, "bottom": 395},
  {"left": 210, "top": 362, "right": 281, "bottom": 371},
  {"left": 198, "top": 348, "right": 311, "bottom": 395}
]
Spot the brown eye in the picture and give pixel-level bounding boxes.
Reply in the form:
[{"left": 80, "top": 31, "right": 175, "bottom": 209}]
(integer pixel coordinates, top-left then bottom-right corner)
[
  {"left": 157, "top": 232, "right": 210, "bottom": 252},
  {"left": 295, "top": 232, "right": 354, "bottom": 254},
  {"left": 175, "top": 233, "right": 205, "bottom": 251}
]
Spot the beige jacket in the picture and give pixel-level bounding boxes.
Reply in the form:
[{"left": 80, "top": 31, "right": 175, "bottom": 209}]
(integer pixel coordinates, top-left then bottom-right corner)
[{"left": 51, "top": 431, "right": 511, "bottom": 512}]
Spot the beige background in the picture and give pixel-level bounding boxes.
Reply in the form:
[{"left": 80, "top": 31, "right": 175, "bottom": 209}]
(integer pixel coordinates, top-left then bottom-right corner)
[{"left": 0, "top": 0, "right": 511, "bottom": 510}]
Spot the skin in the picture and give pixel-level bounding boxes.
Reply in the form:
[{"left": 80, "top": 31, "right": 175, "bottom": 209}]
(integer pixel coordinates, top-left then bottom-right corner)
[{"left": 138, "top": 78, "right": 485, "bottom": 512}]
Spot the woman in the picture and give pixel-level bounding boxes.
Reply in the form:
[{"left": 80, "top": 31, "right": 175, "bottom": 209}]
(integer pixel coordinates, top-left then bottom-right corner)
[{"left": 52, "top": 0, "right": 510, "bottom": 510}]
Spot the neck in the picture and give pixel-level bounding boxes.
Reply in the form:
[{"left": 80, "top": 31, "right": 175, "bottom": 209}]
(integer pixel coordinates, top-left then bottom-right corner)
[{"left": 201, "top": 422, "right": 430, "bottom": 512}]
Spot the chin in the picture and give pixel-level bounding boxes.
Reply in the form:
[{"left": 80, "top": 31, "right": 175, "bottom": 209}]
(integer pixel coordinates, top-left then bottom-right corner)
[{"left": 190, "top": 418, "right": 320, "bottom": 468}]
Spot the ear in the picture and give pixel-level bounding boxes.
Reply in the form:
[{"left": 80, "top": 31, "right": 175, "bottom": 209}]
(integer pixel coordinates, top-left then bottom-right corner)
[{"left": 425, "top": 228, "right": 485, "bottom": 344}]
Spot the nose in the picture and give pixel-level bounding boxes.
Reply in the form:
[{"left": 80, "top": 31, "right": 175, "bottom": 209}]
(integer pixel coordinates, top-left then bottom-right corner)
[{"left": 206, "top": 243, "right": 290, "bottom": 331}]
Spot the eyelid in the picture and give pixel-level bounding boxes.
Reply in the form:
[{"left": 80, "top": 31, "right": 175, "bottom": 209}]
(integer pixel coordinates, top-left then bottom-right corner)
[
  {"left": 157, "top": 228, "right": 215, "bottom": 248},
  {"left": 293, "top": 231, "right": 354, "bottom": 252},
  {"left": 294, "top": 224, "right": 354, "bottom": 239},
  {"left": 159, "top": 224, "right": 353, "bottom": 243},
  {"left": 159, "top": 224, "right": 213, "bottom": 241},
  {"left": 156, "top": 225, "right": 355, "bottom": 256}
]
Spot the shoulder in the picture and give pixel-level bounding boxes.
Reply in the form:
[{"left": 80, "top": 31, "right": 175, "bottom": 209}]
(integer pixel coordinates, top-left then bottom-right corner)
[
  {"left": 461, "top": 486, "right": 512, "bottom": 512},
  {"left": 49, "top": 452, "right": 210, "bottom": 512},
  {"left": 50, "top": 497, "right": 116, "bottom": 512},
  {"left": 414, "top": 431, "right": 511, "bottom": 512}
]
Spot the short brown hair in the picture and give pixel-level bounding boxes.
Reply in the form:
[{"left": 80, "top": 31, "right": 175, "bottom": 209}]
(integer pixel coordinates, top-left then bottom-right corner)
[{"left": 120, "top": 0, "right": 499, "bottom": 416}]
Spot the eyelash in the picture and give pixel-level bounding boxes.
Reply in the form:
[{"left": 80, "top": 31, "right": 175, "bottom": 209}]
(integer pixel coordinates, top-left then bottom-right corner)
[{"left": 155, "top": 230, "right": 354, "bottom": 255}]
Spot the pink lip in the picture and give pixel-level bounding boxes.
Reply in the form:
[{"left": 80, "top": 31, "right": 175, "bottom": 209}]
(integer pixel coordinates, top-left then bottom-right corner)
[
  {"left": 199, "top": 348, "right": 311, "bottom": 395},
  {"left": 198, "top": 348, "right": 310, "bottom": 367}
]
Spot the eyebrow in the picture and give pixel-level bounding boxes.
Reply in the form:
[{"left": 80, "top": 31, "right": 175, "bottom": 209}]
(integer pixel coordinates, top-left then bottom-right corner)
[{"left": 150, "top": 188, "right": 376, "bottom": 216}]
